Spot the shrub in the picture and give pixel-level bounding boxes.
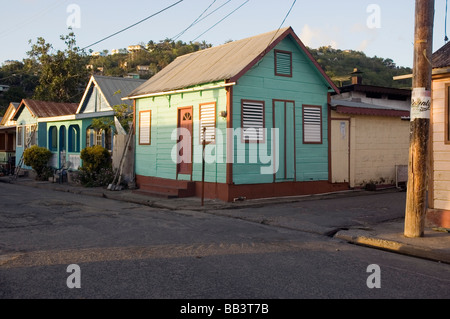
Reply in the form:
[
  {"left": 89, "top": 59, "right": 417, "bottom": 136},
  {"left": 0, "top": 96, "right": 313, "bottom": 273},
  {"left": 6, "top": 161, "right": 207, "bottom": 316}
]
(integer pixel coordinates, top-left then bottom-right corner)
[
  {"left": 23, "top": 145, "right": 54, "bottom": 181},
  {"left": 77, "top": 146, "right": 115, "bottom": 187},
  {"left": 80, "top": 145, "right": 112, "bottom": 172}
]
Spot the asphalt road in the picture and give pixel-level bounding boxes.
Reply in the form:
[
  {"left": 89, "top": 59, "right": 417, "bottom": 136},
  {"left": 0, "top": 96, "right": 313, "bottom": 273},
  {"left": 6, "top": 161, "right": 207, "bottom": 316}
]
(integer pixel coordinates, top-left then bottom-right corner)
[{"left": 0, "top": 182, "right": 449, "bottom": 302}]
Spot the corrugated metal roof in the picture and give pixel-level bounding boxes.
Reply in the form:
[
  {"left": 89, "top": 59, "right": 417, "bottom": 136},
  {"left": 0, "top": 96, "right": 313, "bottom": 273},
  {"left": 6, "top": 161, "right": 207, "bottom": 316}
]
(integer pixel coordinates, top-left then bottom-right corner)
[
  {"left": 331, "top": 99, "right": 410, "bottom": 117},
  {"left": 13, "top": 99, "right": 79, "bottom": 120},
  {"left": 92, "top": 75, "right": 146, "bottom": 107},
  {"left": 432, "top": 41, "right": 450, "bottom": 69},
  {"left": 128, "top": 27, "right": 338, "bottom": 98}
]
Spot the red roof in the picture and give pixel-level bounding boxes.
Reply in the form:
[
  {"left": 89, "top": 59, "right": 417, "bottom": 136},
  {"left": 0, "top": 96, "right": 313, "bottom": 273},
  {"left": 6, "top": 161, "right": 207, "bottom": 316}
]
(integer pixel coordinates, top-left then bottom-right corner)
[{"left": 13, "top": 99, "right": 79, "bottom": 120}]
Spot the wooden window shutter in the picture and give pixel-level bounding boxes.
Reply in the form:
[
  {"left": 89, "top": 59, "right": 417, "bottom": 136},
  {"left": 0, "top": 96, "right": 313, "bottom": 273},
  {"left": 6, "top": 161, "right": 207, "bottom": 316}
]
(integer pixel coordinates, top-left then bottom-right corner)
[
  {"left": 242, "top": 100, "right": 264, "bottom": 142},
  {"left": 139, "top": 110, "right": 151, "bottom": 145},
  {"left": 275, "top": 50, "right": 292, "bottom": 77},
  {"left": 303, "top": 106, "right": 322, "bottom": 144},
  {"left": 200, "top": 102, "right": 216, "bottom": 144}
]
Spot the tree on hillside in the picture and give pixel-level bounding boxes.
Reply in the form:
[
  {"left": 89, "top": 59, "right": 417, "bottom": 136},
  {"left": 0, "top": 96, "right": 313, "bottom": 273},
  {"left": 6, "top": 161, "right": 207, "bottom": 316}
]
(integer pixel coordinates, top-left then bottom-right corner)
[
  {"left": 25, "top": 30, "right": 90, "bottom": 103},
  {"left": 308, "top": 46, "right": 412, "bottom": 89}
]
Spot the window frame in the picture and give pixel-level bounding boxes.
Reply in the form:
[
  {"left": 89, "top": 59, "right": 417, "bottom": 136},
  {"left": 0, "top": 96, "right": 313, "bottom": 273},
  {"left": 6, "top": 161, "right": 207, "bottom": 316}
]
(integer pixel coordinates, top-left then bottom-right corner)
[
  {"left": 274, "top": 49, "right": 293, "bottom": 78},
  {"left": 68, "top": 125, "right": 81, "bottom": 153},
  {"left": 49, "top": 126, "right": 58, "bottom": 152},
  {"left": 139, "top": 110, "right": 152, "bottom": 146},
  {"left": 199, "top": 102, "right": 217, "bottom": 145},
  {"left": 302, "top": 105, "right": 323, "bottom": 144},
  {"left": 241, "top": 99, "right": 265, "bottom": 143},
  {"left": 17, "top": 126, "right": 23, "bottom": 148}
]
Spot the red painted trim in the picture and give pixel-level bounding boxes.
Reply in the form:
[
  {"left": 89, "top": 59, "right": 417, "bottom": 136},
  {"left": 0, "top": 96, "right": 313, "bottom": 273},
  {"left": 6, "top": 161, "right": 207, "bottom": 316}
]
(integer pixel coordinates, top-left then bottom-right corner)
[
  {"left": 199, "top": 101, "right": 217, "bottom": 145},
  {"left": 136, "top": 174, "right": 350, "bottom": 202},
  {"left": 427, "top": 209, "right": 450, "bottom": 228},
  {"left": 302, "top": 105, "right": 323, "bottom": 144},
  {"left": 274, "top": 49, "right": 293, "bottom": 77},
  {"left": 226, "top": 85, "right": 233, "bottom": 185},
  {"left": 176, "top": 106, "right": 194, "bottom": 178},
  {"left": 335, "top": 105, "right": 410, "bottom": 117},
  {"left": 241, "top": 99, "right": 266, "bottom": 144},
  {"left": 229, "top": 27, "right": 339, "bottom": 94},
  {"left": 138, "top": 110, "right": 151, "bottom": 145}
]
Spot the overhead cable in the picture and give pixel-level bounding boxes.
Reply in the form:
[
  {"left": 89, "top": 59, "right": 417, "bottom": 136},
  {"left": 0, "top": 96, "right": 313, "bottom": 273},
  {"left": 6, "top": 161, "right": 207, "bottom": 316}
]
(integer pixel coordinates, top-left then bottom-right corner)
[
  {"left": 192, "top": 0, "right": 250, "bottom": 42},
  {"left": 81, "top": 0, "right": 184, "bottom": 51}
]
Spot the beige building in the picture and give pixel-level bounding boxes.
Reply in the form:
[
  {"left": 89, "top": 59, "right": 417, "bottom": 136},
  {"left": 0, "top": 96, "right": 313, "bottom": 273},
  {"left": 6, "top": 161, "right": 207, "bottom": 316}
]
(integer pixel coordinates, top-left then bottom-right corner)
[
  {"left": 330, "top": 72, "right": 411, "bottom": 189},
  {"left": 428, "top": 43, "right": 450, "bottom": 228}
]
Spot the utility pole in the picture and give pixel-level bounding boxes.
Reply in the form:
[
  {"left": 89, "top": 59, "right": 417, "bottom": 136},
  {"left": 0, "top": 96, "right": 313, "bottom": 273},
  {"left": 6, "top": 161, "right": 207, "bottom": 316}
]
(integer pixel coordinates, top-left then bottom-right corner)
[{"left": 404, "top": 0, "right": 435, "bottom": 238}]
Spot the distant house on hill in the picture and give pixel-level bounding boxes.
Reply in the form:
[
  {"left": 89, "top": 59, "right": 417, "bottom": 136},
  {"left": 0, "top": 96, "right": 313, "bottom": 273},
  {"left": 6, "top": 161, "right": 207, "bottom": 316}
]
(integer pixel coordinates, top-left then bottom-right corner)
[
  {"left": 330, "top": 69, "right": 411, "bottom": 189},
  {"left": 124, "top": 27, "right": 344, "bottom": 202}
]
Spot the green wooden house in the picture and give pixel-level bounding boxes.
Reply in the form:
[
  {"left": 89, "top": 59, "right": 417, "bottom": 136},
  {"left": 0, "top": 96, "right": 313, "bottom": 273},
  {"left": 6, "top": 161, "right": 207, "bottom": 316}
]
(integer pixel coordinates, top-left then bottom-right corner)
[
  {"left": 42, "top": 75, "right": 146, "bottom": 170},
  {"left": 12, "top": 99, "right": 79, "bottom": 170},
  {"left": 125, "top": 27, "right": 346, "bottom": 202}
]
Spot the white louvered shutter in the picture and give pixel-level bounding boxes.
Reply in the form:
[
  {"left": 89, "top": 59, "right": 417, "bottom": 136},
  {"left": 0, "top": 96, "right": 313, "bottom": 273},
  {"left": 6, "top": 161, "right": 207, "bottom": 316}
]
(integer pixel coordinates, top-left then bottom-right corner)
[
  {"left": 200, "top": 103, "right": 216, "bottom": 144},
  {"left": 242, "top": 101, "right": 264, "bottom": 142},
  {"left": 303, "top": 106, "right": 322, "bottom": 143},
  {"left": 275, "top": 51, "right": 292, "bottom": 76},
  {"left": 139, "top": 111, "right": 151, "bottom": 145}
]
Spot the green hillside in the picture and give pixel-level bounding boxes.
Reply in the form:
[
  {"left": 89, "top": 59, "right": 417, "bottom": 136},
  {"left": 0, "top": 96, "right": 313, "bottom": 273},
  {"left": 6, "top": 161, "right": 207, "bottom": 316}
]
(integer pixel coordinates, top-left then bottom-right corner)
[
  {"left": 0, "top": 38, "right": 414, "bottom": 115},
  {"left": 308, "top": 46, "right": 412, "bottom": 89}
]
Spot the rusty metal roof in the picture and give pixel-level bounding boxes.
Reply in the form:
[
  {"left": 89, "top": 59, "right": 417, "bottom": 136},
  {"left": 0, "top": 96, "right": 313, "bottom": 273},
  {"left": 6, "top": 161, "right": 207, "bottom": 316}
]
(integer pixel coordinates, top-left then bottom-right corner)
[
  {"left": 433, "top": 41, "right": 450, "bottom": 69},
  {"left": 128, "top": 27, "right": 338, "bottom": 98},
  {"left": 13, "top": 99, "right": 79, "bottom": 120}
]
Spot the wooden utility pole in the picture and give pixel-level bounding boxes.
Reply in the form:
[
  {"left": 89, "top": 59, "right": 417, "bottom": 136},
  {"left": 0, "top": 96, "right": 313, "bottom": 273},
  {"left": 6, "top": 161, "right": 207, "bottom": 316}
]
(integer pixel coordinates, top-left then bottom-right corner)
[{"left": 404, "top": 0, "right": 435, "bottom": 238}]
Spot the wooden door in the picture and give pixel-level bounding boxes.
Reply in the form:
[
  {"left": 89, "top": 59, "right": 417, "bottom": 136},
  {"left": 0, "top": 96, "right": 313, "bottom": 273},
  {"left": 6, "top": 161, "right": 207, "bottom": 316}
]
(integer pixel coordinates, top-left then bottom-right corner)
[
  {"left": 274, "top": 100, "right": 295, "bottom": 181},
  {"left": 177, "top": 107, "right": 193, "bottom": 175},
  {"left": 331, "top": 119, "right": 350, "bottom": 183}
]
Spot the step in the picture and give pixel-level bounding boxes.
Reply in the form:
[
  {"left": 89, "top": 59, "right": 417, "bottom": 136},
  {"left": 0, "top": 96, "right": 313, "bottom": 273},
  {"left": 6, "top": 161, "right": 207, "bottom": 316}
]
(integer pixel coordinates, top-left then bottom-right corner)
[
  {"left": 133, "top": 189, "right": 178, "bottom": 199},
  {"left": 137, "top": 180, "right": 196, "bottom": 198}
]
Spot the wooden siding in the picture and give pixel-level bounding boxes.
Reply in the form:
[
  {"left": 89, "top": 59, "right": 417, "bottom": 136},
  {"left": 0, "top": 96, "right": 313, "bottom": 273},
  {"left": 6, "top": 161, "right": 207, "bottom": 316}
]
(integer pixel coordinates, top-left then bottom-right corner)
[
  {"left": 431, "top": 79, "right": 450, "bottom": 210},
  {"left": 232, "top": 36, "right": 329, "bottom": 185},
  {"left": 14, "top": 107, "right": 38, "bottom": 169},
  {"left": 135, "top": 83, "right": 228, "bottom": 184}
]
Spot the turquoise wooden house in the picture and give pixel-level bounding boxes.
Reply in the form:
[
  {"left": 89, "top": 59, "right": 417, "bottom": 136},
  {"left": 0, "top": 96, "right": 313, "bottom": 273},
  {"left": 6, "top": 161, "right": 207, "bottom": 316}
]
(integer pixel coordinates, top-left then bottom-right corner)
[
  {"left": 125, "top": 27, "right": 345, "bottom": 202},
  {"left": 12, "top": 99, "right": 79, "bottom": 170},
  {"left": 42, "top": 75, "right": 146, "bottom": 170}
]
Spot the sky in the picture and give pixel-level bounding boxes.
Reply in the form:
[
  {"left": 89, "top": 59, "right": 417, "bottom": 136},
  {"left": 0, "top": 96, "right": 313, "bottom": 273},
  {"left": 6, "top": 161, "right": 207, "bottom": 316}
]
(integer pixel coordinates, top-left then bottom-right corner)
[{"left": 0, "top": 0, "right": 449, "bottom": 69}]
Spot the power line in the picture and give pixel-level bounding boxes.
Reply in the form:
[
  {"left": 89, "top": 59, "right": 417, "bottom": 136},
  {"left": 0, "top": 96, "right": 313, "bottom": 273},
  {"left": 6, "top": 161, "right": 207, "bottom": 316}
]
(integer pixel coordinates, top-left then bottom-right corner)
[
  {"left": 0, "top": 0, "right": 67, "bottom": 39},
  {"left": 81, "top": 0, "right": 184, "bottom": 51},
  {"left": 172, "top": 0, "right": 217, "bottom": 41},
  {"left": 192, "top": 0, "right": 250, "bottom": 42},
  {"left": 266, "top": 0, "right": 297, "bottom": 47}
]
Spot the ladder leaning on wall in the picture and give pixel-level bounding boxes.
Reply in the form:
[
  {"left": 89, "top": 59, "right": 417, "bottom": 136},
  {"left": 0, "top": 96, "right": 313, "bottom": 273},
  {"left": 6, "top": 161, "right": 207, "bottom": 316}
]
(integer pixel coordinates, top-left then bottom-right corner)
[{"left": 11, "top": 125, "right": 37, "bottom": 181}]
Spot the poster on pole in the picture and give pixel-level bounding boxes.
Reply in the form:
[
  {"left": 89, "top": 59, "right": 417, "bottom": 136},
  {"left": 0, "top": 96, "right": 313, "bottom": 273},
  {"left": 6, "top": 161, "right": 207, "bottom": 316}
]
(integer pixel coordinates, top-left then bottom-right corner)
[{"left": 410, "top": 88, "right": 431, "bottom": 120}]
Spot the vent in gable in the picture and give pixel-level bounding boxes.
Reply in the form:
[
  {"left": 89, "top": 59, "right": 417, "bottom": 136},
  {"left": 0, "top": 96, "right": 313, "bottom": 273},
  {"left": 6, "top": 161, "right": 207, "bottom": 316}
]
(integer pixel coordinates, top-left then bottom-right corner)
[{"left": 275, "top": 50, "right": 292, "bottom": 77}]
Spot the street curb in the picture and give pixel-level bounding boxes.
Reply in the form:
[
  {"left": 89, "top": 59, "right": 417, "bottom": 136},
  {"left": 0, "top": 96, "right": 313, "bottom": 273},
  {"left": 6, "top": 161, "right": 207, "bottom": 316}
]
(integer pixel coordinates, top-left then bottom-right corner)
[{"left": 335, "top": 230, "right": 450, "bottom": 265}]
